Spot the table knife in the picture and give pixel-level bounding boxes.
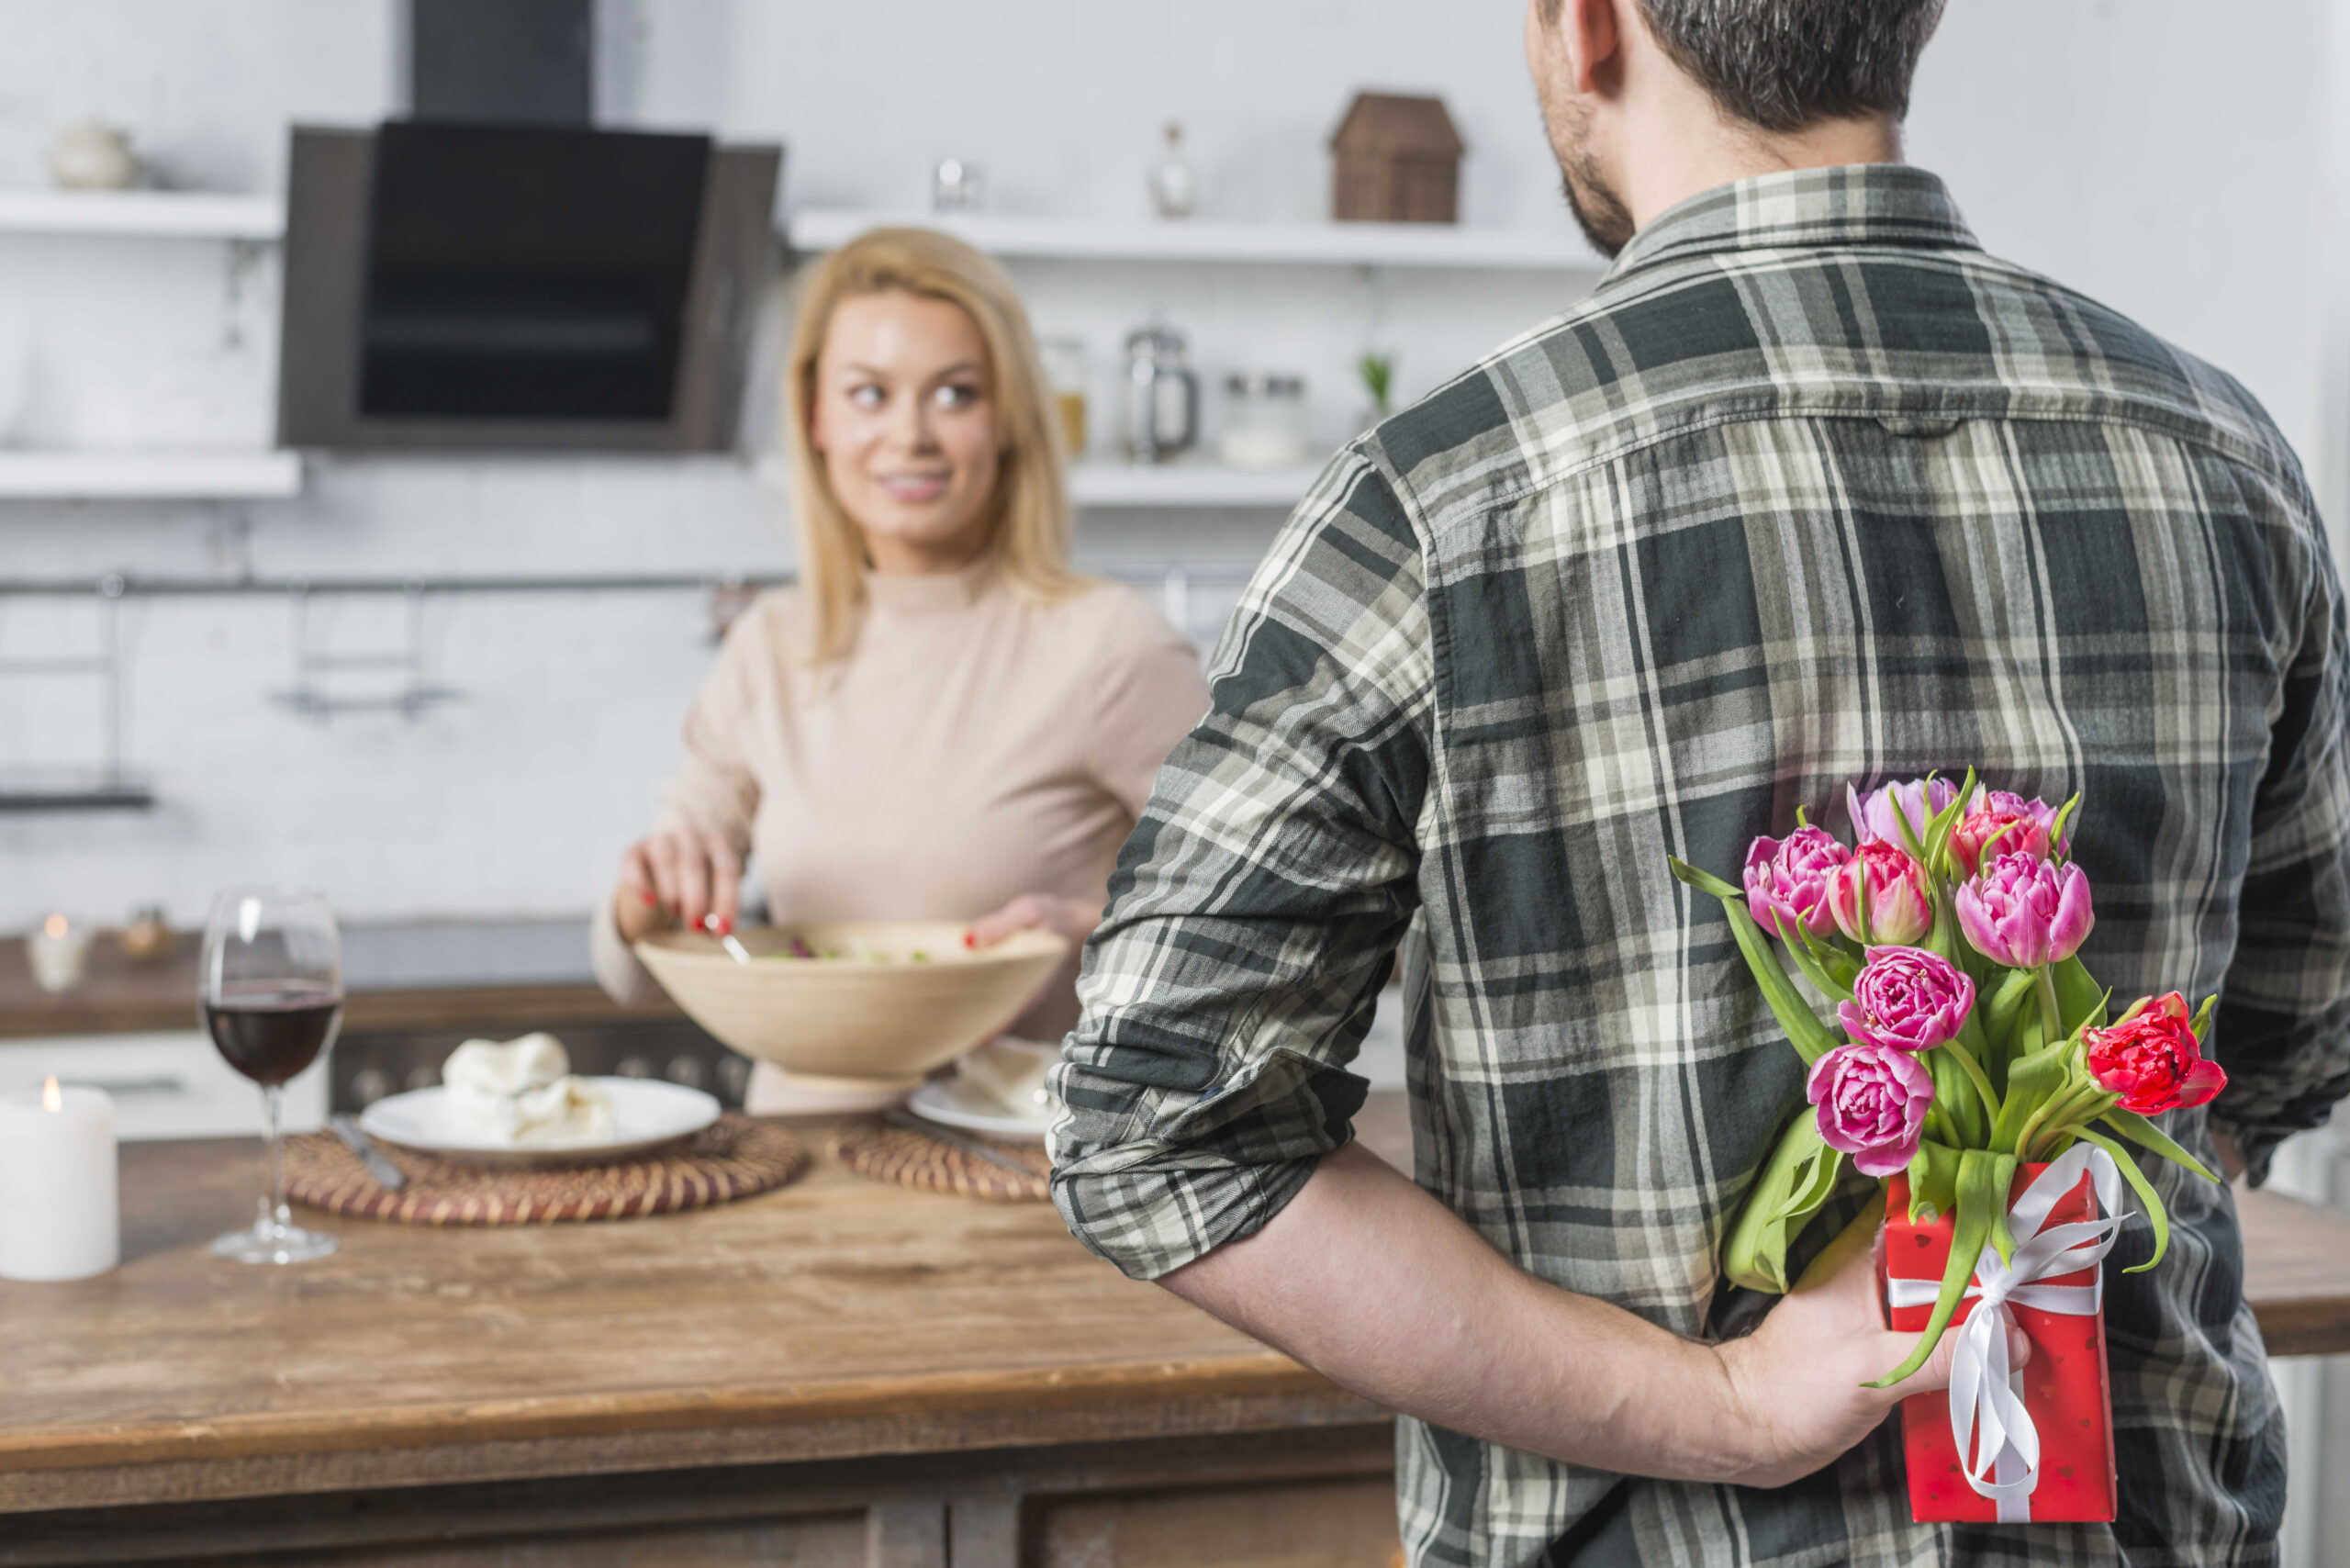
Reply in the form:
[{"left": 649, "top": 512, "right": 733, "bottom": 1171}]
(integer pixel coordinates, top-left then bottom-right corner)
[
  {"left": 884, "top": 1108, "right": 1039, "bottom": 1180},
  {"left": 330, "top": 1114, "right": 408, "bottom": 1191}
]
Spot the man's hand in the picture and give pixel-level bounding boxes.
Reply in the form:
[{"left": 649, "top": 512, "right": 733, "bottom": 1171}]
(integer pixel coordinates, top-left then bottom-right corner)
[
  {"left": 1160, "top": 1143, "right": 2023, "bottom": 1489},
  {"left": 1713, "top": 1197, "right": 2025, "bottom": 1487}
]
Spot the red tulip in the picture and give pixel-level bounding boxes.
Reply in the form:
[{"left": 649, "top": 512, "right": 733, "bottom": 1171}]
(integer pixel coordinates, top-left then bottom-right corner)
[{"left": 2085, "top": 992, "right": 2226, "bottom": 1114}]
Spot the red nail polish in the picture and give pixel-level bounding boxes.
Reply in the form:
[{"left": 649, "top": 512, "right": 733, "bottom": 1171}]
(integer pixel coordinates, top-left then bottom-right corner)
[
  {"left": 642, "top": 890, "right": 658, "bottom": 905},
  {"left": 718, "top": 917, "right": 733, "bottom": 935},
  {"left": 962, "top": 931, "right": 976, "bottom": 948}
]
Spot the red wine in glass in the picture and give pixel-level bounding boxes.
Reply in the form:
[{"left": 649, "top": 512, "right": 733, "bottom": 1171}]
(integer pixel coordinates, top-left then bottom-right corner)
[
  {"left": 203, "top": 983, "right": 342, "bottom": 1086},
  {"left": 201, "top": 887, "right": 342, "bottom": 1265}
]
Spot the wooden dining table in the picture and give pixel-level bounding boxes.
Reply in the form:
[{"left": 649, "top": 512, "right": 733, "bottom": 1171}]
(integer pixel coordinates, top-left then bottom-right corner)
[{"left": 1, "top": 1092, "right": 2346, "bottom": 1567}]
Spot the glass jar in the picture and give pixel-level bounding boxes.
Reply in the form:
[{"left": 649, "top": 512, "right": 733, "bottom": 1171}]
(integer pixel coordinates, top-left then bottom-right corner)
[
  {"left": 1218, "top": 372, "right": 1309, "bottom": 470},
  {"left": 1042, "top": 337, "right": 1088, "bottom": 459}
]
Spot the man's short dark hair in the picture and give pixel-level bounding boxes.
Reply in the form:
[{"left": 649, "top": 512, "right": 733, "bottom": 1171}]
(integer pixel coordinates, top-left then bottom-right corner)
[{"left": 1554, "top": 0, "right": 1947, "bottom": 132}]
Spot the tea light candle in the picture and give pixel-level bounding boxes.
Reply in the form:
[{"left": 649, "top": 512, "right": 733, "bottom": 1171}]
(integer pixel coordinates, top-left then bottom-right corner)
[
  {"left": 0, "top": 1076, "right": 118, "bottom": 1282},
  {"left": 27, "top": 913, "right": 92, "bottom": 993}
]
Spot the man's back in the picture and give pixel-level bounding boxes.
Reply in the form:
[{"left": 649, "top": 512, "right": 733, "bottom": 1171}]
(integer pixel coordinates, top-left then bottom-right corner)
[{"left": 1056, "top": 165, "right": 2346, "bottom": 1564}]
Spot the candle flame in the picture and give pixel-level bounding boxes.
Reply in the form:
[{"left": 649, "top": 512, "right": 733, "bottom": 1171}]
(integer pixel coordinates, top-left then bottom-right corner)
[
  {"left": 42, "top": 913, "right": 67, "bottom": 939},
  {"left": 41, "top": 1075, "right": 62, "bottom": 1113}
]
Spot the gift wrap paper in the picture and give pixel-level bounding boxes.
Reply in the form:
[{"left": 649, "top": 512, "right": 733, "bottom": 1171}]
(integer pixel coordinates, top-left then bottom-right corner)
[{"left": 1883, "top": 1166, "right": 2118, "bottom": 1523}]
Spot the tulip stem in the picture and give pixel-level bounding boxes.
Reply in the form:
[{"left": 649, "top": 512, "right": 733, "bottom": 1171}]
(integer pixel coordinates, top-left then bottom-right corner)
[
  {"left": 2036, "top": 966, "right": 2064, "bottom": 1043},
  {"left": 2021, "top": 1082, "right": 2113, "bottom": 1161},
  {"left": 1942, "top": 1037, "right": 2003, "bottom": 1126}
]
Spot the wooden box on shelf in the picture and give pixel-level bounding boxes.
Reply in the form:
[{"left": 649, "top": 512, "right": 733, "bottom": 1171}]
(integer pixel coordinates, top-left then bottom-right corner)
[{"left": 1329, "top": 92, "right": 1464, "bottom": 224}]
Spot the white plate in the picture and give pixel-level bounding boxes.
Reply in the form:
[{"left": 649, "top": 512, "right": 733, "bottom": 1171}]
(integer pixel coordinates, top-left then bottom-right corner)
[
  {"left": 907, "top": 1079, "right": 1054, "bottom": 1145},
  {"left": 359, "top": 1078, "right": 722, "bottom": 1169}
]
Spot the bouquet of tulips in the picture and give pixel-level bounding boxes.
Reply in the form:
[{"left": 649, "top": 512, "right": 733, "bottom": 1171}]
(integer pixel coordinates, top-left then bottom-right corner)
[{"left": 1670, "top": 773, "right": 2227, "bottom": 1521}]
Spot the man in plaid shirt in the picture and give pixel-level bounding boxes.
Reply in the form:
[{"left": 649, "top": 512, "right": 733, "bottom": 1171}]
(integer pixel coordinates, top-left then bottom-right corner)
[{"left": 1050, "top": 1, "right": 2347, "bottom": 1563}]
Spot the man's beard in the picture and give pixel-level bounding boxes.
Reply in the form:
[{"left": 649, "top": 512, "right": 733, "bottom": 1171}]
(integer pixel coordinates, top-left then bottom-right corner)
[
  {"left": 1547, "top": 91, "right": 1635, "bottom": 258},
  {"left": 1561, "top": 156, "right": 1635, "bottom": 260}
]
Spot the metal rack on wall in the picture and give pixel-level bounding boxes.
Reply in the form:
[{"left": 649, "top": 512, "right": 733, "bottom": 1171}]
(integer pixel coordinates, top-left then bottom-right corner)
[
  {"left": 0, "top": 574, "right": 146, "bottom": 812},
  {"left": 0, "top": 561, "right": 1258, "bottom": 812}
]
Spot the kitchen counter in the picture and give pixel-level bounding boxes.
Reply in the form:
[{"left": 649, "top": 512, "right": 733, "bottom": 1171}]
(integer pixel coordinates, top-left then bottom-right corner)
[
  {"left": 0, "top": 921, "right": 677, "bottom": 1040},
  {"left": 4, "top": 1096, "right": 2347, "bottom": 1567}
]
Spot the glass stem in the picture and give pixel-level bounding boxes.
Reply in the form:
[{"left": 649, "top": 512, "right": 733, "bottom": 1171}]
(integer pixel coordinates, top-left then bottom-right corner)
[{"left": 263, "top": 1082, "right": 287, "bottom": 1231}]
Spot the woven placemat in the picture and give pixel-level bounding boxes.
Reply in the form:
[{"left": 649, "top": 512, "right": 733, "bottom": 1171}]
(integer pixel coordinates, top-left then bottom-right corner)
[
  {"left": 283, "top": 1114, "right": 807, "bottom": 1225},
  {"left": 831, "top": 1115, "right": 1051, "bottom": 1202}
]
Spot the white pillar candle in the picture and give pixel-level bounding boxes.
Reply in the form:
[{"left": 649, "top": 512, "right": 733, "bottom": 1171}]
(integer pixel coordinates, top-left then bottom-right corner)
[
  {"left": 26, "top": 913, "right": 92, "bottom": 993},
  {"left": 0, "top": 1077, "right": 118, "bottom": 1282}
]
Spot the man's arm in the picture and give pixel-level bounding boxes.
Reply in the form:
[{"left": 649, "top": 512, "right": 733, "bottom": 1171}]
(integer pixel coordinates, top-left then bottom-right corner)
[
  {"left": 1053, "top": 453, "right": 1986, "bottom": 1489},
  {"left": 1161, "top": 1143, "right": 1979, "bottom": 1489},
  {"left": 2210, "top": 492, "right": 2350, "bottom": 1184}
]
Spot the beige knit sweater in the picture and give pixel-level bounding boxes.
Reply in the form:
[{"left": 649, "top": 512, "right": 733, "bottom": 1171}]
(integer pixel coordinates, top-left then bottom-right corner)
[{"left": 591, "top": 561, "right": 1207, "bottom": 1097}]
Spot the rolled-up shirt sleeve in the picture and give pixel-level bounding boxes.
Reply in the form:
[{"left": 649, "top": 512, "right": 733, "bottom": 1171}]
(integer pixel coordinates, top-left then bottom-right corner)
[
  {"left": 2211, "top": 499, "right": 2350, "bottom": 1183},
  {"left": 1050, "top": 452, "right": 1432, "bottom": 1280}
]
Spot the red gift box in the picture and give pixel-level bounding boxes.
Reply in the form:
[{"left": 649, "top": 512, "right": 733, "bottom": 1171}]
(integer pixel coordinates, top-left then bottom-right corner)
[{"left": 1882, "top": 1159, "right": 2118, "bottom": 1524}]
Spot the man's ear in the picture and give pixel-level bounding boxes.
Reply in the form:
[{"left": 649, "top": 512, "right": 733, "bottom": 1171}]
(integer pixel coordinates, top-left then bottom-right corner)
[{"left": 1559, "top": 0, "right": 1623, "bottom": 96}]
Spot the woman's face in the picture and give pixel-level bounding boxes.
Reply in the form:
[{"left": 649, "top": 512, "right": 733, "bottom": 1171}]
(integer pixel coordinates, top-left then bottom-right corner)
[{"left": 809, "top": 290, "right": 1002, "bottom": 574}]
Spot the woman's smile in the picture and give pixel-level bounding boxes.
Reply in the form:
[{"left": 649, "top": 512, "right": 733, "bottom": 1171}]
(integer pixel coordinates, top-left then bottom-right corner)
[{"left": 875, "top": 469, "right": 953, "bottom": 503}]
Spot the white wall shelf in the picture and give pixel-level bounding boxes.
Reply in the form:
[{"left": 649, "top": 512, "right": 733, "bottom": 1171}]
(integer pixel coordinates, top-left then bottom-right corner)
[
  {"left": 1067, "top": 462, "right": 1325, "bottom": 509},
  {"left": 787, "top": 207, "right": 1605, "bottom": 272},
  {"left": 0, "top": 451, "right": 302, "bottom": 499},
  {"left": 0, "top": 188, "right": 284, "bottom": 241}
]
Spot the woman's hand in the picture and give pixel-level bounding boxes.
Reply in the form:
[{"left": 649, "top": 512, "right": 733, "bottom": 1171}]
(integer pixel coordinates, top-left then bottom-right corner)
[
  {"left": 613, "top": 825, "right": 742, "bottom": 943},
  {"left": 1709, "top": 1196, "right": 2031, "bottom": 1488},
  {"left": 966, "top": 893, "right": 1101, "bottom": 951}
]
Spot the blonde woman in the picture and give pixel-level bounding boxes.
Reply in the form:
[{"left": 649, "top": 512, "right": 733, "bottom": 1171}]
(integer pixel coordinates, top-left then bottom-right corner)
[{"left": 591, "top": 229, "right": 1207, "bottom": 1110}]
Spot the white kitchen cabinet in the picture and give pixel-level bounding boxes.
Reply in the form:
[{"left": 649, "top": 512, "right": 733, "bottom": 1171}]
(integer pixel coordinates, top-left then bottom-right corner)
[{"left": 0, "top": 1031, "right": 327, "bottom": 1141}]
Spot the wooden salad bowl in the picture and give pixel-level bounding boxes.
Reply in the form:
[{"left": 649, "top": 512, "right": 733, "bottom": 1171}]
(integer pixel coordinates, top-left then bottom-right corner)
[{"left": 633, "top": 921, "right": 1068, "bottom": 1090}]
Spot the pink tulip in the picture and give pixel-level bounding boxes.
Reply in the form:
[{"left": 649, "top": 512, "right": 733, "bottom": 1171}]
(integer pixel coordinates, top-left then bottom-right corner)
[
  {"left": 1829, "top": 840, "right": 1934, "bottom": 946},
  {"left": 1949, "top": 790, "right": 2064, "bottom": 877},
  {"left": 1743, "top": 827, "right": 1849, "bottom": 940},
  {"left": 1847, "top": 777, "right": 1961, "bottom": 851},
  {"left": 1837, "top": 945, "right": 1975, "bottom": 1053},
  {"left": 1807, "top": 1042, "right": 1937, "bottom": 1178},
  {"left": 1954, "top": 851, "right": 2095, "bottom": 969}
]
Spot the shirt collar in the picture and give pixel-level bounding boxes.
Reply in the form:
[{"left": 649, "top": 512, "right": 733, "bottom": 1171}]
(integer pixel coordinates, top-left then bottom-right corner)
[{"left": 1604, "top": 163, "right": 1979, "bottom": 282}]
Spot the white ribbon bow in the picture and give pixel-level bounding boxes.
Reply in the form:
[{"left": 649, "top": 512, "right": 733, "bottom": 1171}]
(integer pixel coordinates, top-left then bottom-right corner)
[{"left": 1883, "top": 1141, "right": 2127, "bottom": 1522}]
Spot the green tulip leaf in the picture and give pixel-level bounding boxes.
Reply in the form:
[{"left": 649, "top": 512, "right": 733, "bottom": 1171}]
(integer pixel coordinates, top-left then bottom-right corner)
[
  {"left": 1925, "top": 1044, "right": 1976, "bottom": 1149},
  {"left": 1924, "top": 767, "right": 1975, "bottom": 874},
  {"left": 1718, "top": 898, "right": 1840, "bottom": 1065},
  {"left": 2049, "top": 791, "right": 2083, "bottom": 862},
  {"left": 1667, "top": 859, "right": 1839, "bottom": 1064},
  {"left": 2189, "top": 993, "right": 2219, "bottom": 1042},
  {"left": 1780, "top": 924, "right": 1856, "bottom": 1005},
  {"left": 1669, "top": 857, "right": 1744, "bottom": 902},
  {"left": 1986, "top": 968, "right": 2039, "bottom": 1059},
  {"left": 2098, "top": 1108, "right": 2219, "bottom": 1183},
  {"left": 1993, "top": 1036, "right": 2074, "bottom": 1152},
  {"left": 1907, "top": 1138, "right": 1962, "bottom": 1224},
  {"left": 2076, "top": 1126, "right": 2170, "bottom": 1272},
  {"left": 1984, "top": 1150, "right": 2020, "bottom": 1268},
  {"left": 2052, "top": 956, "right": 2109, "bottom": 1036},
  {"left": 1722, "top": 1115, "right": 1846, "bottom": 1294},
  {"left": 1869, "top": 1147, "right": 2002, "bottom": 1388},
  {"left": 1796, "top": 923, "right": 1863, "bottom": 991}
]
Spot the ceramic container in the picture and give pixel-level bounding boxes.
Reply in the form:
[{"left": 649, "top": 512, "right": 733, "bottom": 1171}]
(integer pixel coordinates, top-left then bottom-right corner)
[{"left": 47, "top": 122, "right": 139, "bottom": 191}]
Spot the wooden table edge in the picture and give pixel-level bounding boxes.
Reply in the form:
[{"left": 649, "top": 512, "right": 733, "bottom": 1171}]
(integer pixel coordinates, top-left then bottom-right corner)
[{"left": 0, "top": 1353, "right": 1351, "bottom": 1475}]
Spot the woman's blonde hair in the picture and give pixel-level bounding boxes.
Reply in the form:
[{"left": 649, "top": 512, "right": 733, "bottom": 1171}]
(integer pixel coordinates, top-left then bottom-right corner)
[{"left": 783, "top": 227, "right": 1080, "bottom": 661}]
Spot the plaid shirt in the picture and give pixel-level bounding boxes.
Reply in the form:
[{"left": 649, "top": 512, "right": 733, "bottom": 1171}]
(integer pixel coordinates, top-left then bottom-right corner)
[{"left": 1051, "top": 165, "right": 2350, "bottom": 1566}]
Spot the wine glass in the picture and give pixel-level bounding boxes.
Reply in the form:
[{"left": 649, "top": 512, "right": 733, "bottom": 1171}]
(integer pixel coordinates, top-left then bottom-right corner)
[{"left": 199, "top": 888, "right": 342, "bottom": 1265}]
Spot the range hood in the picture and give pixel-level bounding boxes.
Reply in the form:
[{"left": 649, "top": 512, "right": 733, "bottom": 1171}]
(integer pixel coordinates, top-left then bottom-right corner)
[{"left": 276, "top": 0, "right": 782, "bottom": 453}]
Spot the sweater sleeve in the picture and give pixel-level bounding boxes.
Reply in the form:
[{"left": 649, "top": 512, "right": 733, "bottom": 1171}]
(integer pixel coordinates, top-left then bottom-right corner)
[{"left": 589, "top": 599, "right": 778, "bottom": 1005}]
